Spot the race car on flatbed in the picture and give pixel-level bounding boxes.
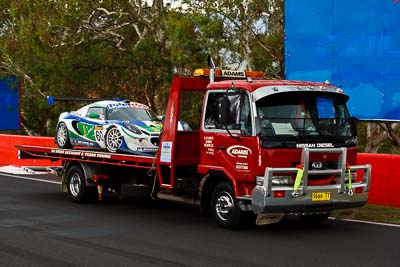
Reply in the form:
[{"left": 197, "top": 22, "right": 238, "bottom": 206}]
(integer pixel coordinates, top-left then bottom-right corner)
[{"left": 55, "top": 100, "right": 163, "bottom": 154}]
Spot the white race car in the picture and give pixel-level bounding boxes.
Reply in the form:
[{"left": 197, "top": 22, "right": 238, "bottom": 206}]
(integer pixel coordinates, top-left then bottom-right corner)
[{"left": 55, "top": 100, "right": 163, "bottom": 154}]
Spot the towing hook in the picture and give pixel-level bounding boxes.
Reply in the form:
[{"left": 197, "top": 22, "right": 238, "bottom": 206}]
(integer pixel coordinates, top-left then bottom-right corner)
[
  {"left": 344, "top": 187, "right": 354, "bottom": 196},
  {"left": 291, "top": 191, "right": 300, "bottom": 198}
]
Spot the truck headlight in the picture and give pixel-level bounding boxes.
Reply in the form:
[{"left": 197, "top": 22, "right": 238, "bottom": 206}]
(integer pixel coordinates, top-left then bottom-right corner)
[
  {"left": 271, "top": 176, "right": 292, "bottom": 185},
  {"left": 256, "top": 176, "right": 292, "bottom": 186}
]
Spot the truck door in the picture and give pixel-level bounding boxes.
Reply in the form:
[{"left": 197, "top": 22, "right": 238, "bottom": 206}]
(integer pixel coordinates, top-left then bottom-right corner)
[{"left": 201, "top": 90, "right": 259, "bottom": 188}]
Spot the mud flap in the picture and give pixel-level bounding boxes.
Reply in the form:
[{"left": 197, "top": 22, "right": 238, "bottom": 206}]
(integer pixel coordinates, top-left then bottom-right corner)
[{"left": 256, "top": 213, "right": 284, "bottom": 225}]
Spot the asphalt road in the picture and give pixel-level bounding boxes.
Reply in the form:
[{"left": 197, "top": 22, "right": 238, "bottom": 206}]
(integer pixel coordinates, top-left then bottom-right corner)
[{"left": 0, "top": 171, "right": 399, "bottom": 267}]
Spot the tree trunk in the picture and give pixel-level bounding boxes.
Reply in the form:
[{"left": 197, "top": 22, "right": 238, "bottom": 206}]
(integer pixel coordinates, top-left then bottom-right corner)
[{"left": 363, "top": 122, "right": 400, "bottom": 153}]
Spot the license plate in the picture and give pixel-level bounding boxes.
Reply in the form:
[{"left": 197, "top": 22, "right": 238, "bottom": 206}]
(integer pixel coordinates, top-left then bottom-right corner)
[{"left": 312, "top": 192, "right": 331, "bottom": 201}]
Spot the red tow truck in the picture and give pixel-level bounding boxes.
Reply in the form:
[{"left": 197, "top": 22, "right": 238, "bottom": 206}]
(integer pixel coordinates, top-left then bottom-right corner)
[{"left": 17, "top": 68, "right": 371, "bottom": 228}]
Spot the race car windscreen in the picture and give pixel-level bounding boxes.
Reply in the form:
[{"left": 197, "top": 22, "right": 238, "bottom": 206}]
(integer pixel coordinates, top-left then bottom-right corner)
[
  {"left": 106, "top": 107, "right": 159, "bottom": 121},
  {"left": 256, "top": 91, "right": 356, "bottom": 148}
]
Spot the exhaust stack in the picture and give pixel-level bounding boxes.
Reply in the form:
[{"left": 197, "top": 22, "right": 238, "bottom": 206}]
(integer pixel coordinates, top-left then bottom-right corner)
[{"left": 208, "top": 56, "right": 216, "bottom": 83}]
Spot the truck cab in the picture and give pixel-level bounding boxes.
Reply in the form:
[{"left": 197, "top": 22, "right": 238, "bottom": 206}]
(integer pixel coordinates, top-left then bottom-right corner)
[{"left": 157, "top": 69, "right": 370, "bottom": 228}]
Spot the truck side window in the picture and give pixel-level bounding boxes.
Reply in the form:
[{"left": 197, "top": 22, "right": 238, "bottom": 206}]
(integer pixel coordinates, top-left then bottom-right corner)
[
  {"left": 204, "top": 93, "right": 223, "bottom": 129},
  {"left": 239, "top": 94, "right": 252, "bottom": 136},
  {"left": 204, "top": 91, "right": 252, "bottom": 135}
]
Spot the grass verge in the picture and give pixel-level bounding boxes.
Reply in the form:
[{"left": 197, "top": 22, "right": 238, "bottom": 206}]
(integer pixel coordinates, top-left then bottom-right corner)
[{"left": 353, "top": 204, "right": 400, "bottom": 225}]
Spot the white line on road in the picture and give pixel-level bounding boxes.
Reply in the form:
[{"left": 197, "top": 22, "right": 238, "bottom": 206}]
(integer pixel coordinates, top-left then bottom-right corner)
[
  {"left": 0, "top": 173, "right": 61, "bottom": 185},
  {"left": 340, "top": 218, "right": 400, "bottom": 228}
]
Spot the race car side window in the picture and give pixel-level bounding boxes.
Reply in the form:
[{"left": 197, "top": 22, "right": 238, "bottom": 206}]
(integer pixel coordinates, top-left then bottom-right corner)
[{"left": 87, "top": 107, "right": 105, "bottom": 120}]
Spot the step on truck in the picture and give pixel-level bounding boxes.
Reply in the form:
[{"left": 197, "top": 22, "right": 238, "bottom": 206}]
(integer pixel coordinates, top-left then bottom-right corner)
[{"left": 17, "top": 67, "right": 371, "bottom": 228}]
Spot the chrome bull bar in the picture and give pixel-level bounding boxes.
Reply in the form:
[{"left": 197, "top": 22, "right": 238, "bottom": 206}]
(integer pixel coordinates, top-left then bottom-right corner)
[{"left": 251, "top": 147, "right": 371, "bottom": 214}]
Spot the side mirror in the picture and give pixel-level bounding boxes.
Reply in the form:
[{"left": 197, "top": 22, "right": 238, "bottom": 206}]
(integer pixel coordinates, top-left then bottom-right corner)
[
  {"left": 88, "top": 113, "right": 100, "bottom": 119},
  {"left": 217, "top": 96, "right": 229, "bottom": 125},
  {"left": 350, "top": 117, "right": 358, "bottom": 136}
]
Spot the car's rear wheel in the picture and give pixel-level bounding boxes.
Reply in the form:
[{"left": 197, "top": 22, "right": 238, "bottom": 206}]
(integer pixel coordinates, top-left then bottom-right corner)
[
  {"left": 105, "top": 127, "right": 122, "bottom": 153},
  {"left": 56, "top": 122, "right": 73, "bottom": 149}
]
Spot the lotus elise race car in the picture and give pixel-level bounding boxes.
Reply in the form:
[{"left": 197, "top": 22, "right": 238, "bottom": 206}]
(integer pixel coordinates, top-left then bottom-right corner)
[{"left": 55, "top": 100, "right": 163, "bottom": 154}]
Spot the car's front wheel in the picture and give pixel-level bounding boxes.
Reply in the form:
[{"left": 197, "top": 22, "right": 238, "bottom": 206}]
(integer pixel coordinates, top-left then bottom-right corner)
[
  {"left": 56, "top": 122, "right": 73, "bottom": 149},
  {"left": 105, "top": 127, "right": 123, "bottom": 153}
]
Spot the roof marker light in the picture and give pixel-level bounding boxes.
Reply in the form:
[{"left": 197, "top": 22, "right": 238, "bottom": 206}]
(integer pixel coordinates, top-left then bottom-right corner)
[{"left": 245, "top": 71, "right": 264, "bottom": 78}]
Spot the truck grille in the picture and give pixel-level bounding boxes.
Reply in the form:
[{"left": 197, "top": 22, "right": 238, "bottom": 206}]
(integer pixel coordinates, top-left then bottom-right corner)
[{"left": 307, "top": 160, "right": 338, "bottom": 185}]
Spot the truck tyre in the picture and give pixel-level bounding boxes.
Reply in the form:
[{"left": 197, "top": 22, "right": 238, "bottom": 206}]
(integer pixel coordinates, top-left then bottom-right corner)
[
  {"left": 66, "top": 165, "right": 95, "bottom": 203},
  {"left": 56, "top": 122, "right": 73, "bottom": 149},
  {"left": 211, "top": 182, "right": 252, "bottom": 229},
  {"left": 105, "top": 127, "right": 123, "bottom": 153}
]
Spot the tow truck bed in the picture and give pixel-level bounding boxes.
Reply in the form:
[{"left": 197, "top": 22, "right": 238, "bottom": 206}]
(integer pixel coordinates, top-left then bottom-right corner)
[{"left": 16, "top": 145, "right": 156, "bottom": 169}]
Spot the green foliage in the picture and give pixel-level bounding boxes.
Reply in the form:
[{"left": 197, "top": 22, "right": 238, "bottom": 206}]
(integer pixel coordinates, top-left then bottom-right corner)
[
  {"left": 166, "top": 10, "right": 209, "bottom": 71},
  {"left": 357, "top": 123, "right": 367, "bottom": 152},
  {"left": 355, "top": 204, "right": 400, "bottom": 225},
  {"left": 357, "top": 122, "right": 400, "bottom": 154},
  {"left": 182, "top": 0, "right": 284, "bottom": 71},
  {"left": 377, "top": 137, "right": 400, "bottom": 154},
  {"left": 0, "top": 0, "right": 283, "bottom": 136}
]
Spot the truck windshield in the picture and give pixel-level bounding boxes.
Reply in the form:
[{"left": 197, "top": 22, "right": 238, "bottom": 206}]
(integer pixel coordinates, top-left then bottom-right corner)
[{"left": 256, "top": 91, "right": 355, "bottom": 148}]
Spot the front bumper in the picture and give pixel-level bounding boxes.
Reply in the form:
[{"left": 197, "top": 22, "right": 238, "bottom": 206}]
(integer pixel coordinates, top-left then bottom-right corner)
[
  {"left": 251, "top": 184, "right": 368, "bottom": 214},
  {"left": 250, "top": 148, "right": 371, "bottom": 214}
]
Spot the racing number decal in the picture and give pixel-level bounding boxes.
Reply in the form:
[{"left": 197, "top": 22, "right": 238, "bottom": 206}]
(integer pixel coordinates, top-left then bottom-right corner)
[
  {"left": 95, "top": 130, "right": 104, "bottom": 142},
  {"left": 94, "top": 125, "right": 104, "bottom": 142}
]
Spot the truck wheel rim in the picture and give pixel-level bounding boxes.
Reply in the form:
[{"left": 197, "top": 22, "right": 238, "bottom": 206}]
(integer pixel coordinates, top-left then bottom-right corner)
[
  {"left": 106, "top": 128, "right": 122, "bottom": 151},
  {"left": 57, "top": 123, "right": 68, "bottom": 146},
  {"left": 69, "top": 172, "right": 81, "bottom": 197},
  {"left": 215, "top": 191, "right": 234, "bottom": 221}
]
